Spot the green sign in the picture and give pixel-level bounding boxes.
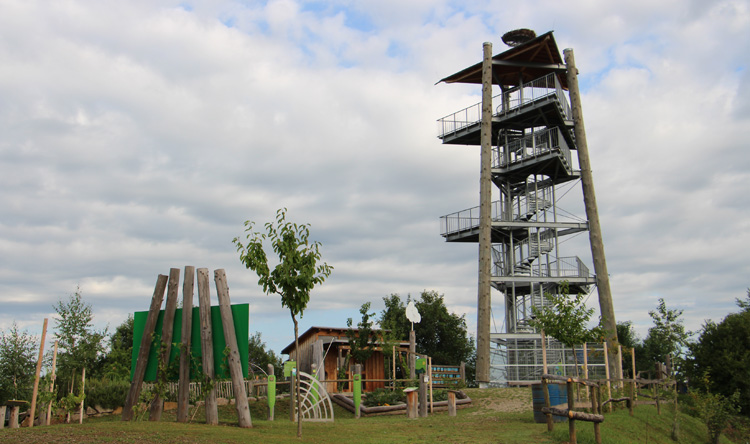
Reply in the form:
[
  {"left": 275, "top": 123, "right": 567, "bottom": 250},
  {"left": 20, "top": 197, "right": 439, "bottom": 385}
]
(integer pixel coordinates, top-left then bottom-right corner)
[
  {"left": 415, "top": 357, "right": 427, "bottom": 375},
  {"left": 283, "top": 360, "right": 297, "bottom": 378},
  {"left": 131, "top": 303, "right": 249, "bottom": 382}
]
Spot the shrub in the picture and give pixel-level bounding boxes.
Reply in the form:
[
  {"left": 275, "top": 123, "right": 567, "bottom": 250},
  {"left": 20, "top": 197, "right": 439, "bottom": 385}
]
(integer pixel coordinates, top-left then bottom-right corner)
[
  {"left": 85, "top": 377, "right": 130, "bottom": 409},
  {"left": 364, "top": 388, "right": 404, "bottom": 407}
]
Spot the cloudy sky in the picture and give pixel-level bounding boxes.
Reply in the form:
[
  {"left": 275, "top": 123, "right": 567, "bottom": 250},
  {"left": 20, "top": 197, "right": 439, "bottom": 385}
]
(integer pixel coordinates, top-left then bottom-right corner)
[{"left": 1, "top": 0, "right": 749, "bottom": 358}]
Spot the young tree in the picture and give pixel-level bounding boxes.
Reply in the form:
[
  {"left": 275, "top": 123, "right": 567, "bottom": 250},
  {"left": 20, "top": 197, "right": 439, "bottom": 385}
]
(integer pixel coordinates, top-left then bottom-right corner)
[
  {"left": 528, "top": 282, "right": 604, "bottom": 377},
  {"left": 346, "top": 302, "right": 378, "bottom": 365},
  {"left": 234, "top": 208, "right": 332, "bottom": 437},
  {"left": 52, "top": 288, "right": 107, "bottom": 392},
  {"left": 642, "top": 298, "right": 689, "bottom": 377},
  {"left": 100, "top": 316, "right": 134, "bottom": 380},
  {"left": 0, "top": 323, "right": 37, "bottom": 403}
]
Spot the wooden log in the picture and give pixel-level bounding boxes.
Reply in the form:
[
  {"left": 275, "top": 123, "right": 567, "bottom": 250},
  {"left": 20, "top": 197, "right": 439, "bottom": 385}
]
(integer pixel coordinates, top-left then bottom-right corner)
[
  {"left": 542, "top": 374, "right": 599, "bottom": 388},
  {"left": 150, "top": 268, "right": 181, "bottom": 421},
  {"left": 197, "top": 268, "right": 219, "bottom": 425},
  {"left": 177, "top": 266, "right": 195, "bottom": 423},
  {"left": 353, "top": 364, "right": 362, "bottom": 419},
  {"left": 215, "top": 269, "right": 252, "bottom": 428},
  {"left": 122, "top": 274, "right": 168, "bottom": 421},
  {"left": 405, "top": 388, "right": 418, "bottom": 419},
  {"left": 428, "top": 357, "right": 433, "bottom": 413},
  {"left": 567, "top": 379, "right": 577, "bottom": 444},
  {"left": 447, "top": 391, "right": 457, "bottom": 417},
  {"left": 29, "top": 317, "right": 48, "bottom": 428},
  {"left": 0, "top": 406, "right": 5, "bottom": 429},
  {"left": 542, "top": 407, "right": 605, "bottom": 424},
  {"left": 9, "top": 406, "right": 19, "bottom": 428},
  {"left": 418, "top": 373, "right": 428, "bottom": 418}
]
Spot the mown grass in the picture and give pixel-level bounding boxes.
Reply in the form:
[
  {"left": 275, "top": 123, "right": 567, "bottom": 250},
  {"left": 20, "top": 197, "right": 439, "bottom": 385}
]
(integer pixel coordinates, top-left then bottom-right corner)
[{"left": 0, "top": 388, "right": 741, "bottom": 444}]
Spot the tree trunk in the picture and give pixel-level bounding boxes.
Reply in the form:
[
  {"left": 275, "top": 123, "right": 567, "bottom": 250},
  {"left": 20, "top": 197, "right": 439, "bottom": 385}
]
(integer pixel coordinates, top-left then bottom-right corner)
[{"left": 293, "top": 313, "right": 302, "bottom": 438}]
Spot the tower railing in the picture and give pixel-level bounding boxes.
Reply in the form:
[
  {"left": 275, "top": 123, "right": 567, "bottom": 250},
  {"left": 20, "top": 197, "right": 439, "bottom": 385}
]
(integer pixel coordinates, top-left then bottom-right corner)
[
  {"left": 493, "top": 127, "right": 572, "bottom": 169},
  {"left": 436, "top": 73, "right": 571, "bottom": 140}
]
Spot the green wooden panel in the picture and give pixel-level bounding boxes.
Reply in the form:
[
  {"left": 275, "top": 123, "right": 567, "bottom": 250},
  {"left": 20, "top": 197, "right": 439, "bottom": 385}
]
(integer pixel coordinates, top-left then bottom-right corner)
[{"left": 131, "top": 304, "right": 249, "bottom": 381}]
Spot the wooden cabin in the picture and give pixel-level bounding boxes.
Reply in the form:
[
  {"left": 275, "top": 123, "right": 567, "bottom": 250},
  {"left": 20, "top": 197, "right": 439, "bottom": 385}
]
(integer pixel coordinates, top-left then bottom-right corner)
[{"left": 281, "top": 326, "right": 409, "bottom": 393}]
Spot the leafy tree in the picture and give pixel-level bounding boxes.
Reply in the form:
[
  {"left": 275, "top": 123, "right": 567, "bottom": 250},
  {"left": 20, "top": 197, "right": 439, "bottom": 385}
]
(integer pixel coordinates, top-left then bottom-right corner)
[
  {"left": 52, "top": 288, "right": 107, "bottom": 393},
  {"left": 234, "top": 208, "right": 333, "bottom": 437},
  {"left": 617, "top": 321, "right": 639, "bottom": 377},
  {"left": 528, "top": 282, "right": 605, "bottom": 377},
  {"left": 639, "top": 298, "right": 690, "bottom": 378},
  {"left": 99, "top": 316, "right": 134, "bottom": 380},
  {"left": 379, "top": 291, "right": 476, "bottom": 383},
  {"left": 346, "top": 302, "right": 378, "bottom": 365},
  {"left": 248, "top": 332, "right": 283, "bottom": 380},
  {"left": 686, "top": 290, "right": 750, "bottom": 415},
  {"left": 0, "top": 322, "right": 37, "bottom": 402}
]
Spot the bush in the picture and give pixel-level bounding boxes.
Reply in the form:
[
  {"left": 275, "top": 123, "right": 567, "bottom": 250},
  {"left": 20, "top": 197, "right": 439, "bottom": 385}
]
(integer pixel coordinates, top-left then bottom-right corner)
[
  {"left": 85, "top": 378, "right": 130, "bottom": 409},
  {"left": 364, "top": 388, "right": 404, "bottom": 407}
]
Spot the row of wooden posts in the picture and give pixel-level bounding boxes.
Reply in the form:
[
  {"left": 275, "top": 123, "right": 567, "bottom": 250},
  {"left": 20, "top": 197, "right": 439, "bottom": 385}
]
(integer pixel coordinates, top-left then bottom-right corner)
[
  {"left": 540, "top": 374, "right": 673, "bottom": 444},
  {"left": 121, "top": 267, "right": 252, "bottom": 427}
]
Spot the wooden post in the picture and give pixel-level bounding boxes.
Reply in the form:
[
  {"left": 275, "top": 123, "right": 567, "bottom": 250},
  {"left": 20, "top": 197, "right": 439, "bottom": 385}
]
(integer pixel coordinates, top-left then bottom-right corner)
[
  {"left": 353, "top": 364, "right": 362, "bottom": 419},
  {"left": 447, "top": 390, "right": 457, "bottom": 416},
  {"left": 628, "top": 380, "right": 634, "bottom": 416},
  {"left": 656, "top": 381, "right": 661, "bottom": 415},
  {"left": 177, "top": 266, "right": 195, "bottom": 423},
  {"left": 267, "top": 364, "right": 276, "bottom": 421},
  {"left": 45, "top": 340, "right": 58, "bottom": 425},
  {"left": 9, "top": 406, "right": 19, "bottom": 428},
  {"left": 405, "top": 388, "right": 418, "bottom": 419},
  {"left": 78, "top": 367, "right": 86, "bottom": 424},
  {"left": 418, "top": 373, "right": 428, "bottom": 418},
  {"left": 476, "top": 40, "right": 493, "bottom": 387},
  {"left": 603, "top": 342, "right": 612, "bottom": 412},
  {"left": 122, "top": 274, "right": 168, "bottom": 421},
  {"left": 583, "top": 343, "right": 589, "bottom": 400},
  {"left": 541, "top": 330, "right": 548, "bottom": 375},
  {"left": 29, "top": 317, "right": 48, "bottom": 428},
  {"left": 197, "top": 268, "right": 219, "bottom": 425},
  {"left": 215, "top": 269, "right": 252, "bottom": 428},
  {"left": 542, "top": 377, "right": 553, "bottom": 432},
  {"left": 592, "top": 386, "right": 601, "bottom": 444},
  {"left": 564, "top": 47, "right": 620, "bottom": 382},
  {"left": 631, "top": 348, "right": 637, "bottom": 400},
  {"left": 567, "top": 378, "right": 576, "bottom": 444},
  {"left": 460, "top": 361, "right": 466, "bottom": 385},
  {"left": 618, "top": 344, "right": 623, "bottom": 387},
  {"left": 0, "top": 406, "right": 5, "bottom": 429},
  {"left": 409, "top": 330, "right": 416, "bottom": 380},
  {"left": 150, "top": 268, "right": 180, "bottom": 421},
  {"left": 289, "top": 371, "right": 296, "bottom": 422},
  {"left": 428, "top": 357, "right": 433, "bottom": 413}
]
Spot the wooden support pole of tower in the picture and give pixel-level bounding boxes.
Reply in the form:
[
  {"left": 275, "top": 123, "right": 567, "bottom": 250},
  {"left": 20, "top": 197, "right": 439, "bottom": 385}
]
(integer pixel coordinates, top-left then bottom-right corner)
[
  {"left": 197, "top": 268, "right": 219, "bottom": 425},
  {"left": 177, "top": 266, "right": 195, "bottom": 423},
  {"left": 150, "top": 268, "right": 181, "bottom": 421},
  {"left": 122, "top": 274, "right": 168, "bottom": 421},
  {"left": 563, "top": 48, "right": 621, "bottom": 381},
  {"left": 476, "top": 40, "right": 493, "bottom": 388}
]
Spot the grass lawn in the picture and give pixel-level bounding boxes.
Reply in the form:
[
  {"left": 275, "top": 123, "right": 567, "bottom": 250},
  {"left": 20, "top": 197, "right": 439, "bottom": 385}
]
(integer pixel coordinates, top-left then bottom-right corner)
[{"left": 0, "top": 388, "right": 738, "bottom": 444}]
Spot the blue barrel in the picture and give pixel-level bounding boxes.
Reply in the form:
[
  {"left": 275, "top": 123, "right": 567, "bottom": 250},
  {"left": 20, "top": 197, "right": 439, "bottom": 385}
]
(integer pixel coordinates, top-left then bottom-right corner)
[{"left": 531, "top": 383, "right": 568, "bottom": 423}]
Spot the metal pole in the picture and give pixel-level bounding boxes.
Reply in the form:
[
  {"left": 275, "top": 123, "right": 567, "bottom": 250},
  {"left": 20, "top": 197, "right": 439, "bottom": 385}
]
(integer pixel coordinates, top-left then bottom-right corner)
[
  {"left": 563, "top": 48, "right": 620, "bottom": 381},
  {"left": 476, "top": 40, "right": 493, "bottom": 387}
]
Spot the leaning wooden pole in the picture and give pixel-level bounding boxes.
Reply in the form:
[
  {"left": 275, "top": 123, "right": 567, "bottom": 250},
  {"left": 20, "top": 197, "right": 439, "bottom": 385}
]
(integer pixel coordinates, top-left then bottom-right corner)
[
  {"left": 29, "top": 318, "right": 48, "bottom": 428},
  {"left": 78, "top": 367, "right": 86, "bottom": 424},
  {"left": 214, "top": 269, "right": 252, "bottom": 428},
  {"left": 150, "top": 268, "right": 181, "bottom": 421},
  {"left": 122, "top": 274, "right": 168, "bottom": 421},
  {"left": 564, "top": 48, "right": 620, "bottom": 381},
  {"left": 197, "top": 268, "right": 219, "bottom": 425},
  {"left": 476, "top": 40, "right": 493, "bottom": 387},
  {"left": 177, "top": 265, "right": 195, "bottom": 423}
]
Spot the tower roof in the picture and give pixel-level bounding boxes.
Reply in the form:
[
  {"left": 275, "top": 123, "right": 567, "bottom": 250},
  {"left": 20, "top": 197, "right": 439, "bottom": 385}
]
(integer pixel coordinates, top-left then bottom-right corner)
[{"left": 437, "top": 31, "right": 568, "bottom": 89}]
